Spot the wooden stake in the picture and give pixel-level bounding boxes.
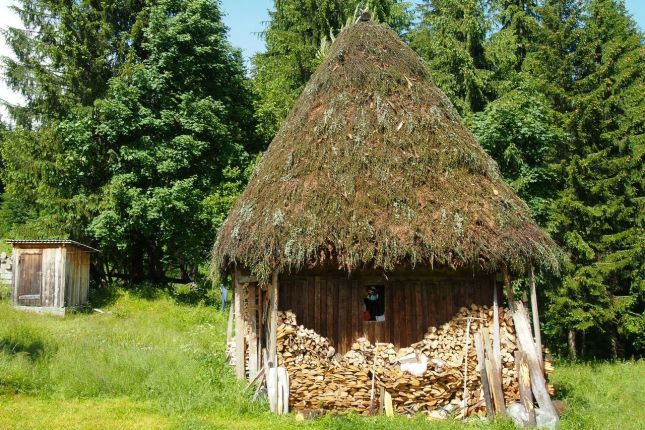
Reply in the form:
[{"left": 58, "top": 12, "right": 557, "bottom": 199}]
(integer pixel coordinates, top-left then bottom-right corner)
[
  {"left": 474, "top": 332, "right": 494, "bottom": 417},
  {"left": 515, "top": 350, "right": 536, "bottom": 427},
  {"left": 511, "top": 301, "right": 559, "bottom": 423},
  {"left": 234, "top": 273, "right": 246, "bottom": 380},
  {"left": 528, "top": 265, "right": 543, "bottom": 369}
]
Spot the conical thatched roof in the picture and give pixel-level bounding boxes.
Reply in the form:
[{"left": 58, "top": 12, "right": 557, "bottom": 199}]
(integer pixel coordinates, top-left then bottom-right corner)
[{"left": 213, "top": 21, "right": 559, "bottom": 282}]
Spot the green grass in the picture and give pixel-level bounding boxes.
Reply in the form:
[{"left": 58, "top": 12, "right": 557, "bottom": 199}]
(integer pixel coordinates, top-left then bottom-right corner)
[{"left": 0, "top": 287, "right": 643, "bottom": 430}]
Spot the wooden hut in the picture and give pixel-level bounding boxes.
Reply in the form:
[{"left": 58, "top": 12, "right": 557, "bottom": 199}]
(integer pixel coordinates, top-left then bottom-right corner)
[
  {"left": 8, "top": 240, "right": 98, "bottom": 315},
  {"left": 213, "top": 18, "right": 559, "bottom": 417}
]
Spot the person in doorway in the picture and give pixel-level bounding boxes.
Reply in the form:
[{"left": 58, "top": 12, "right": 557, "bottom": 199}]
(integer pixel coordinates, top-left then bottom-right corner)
[{"left": 363, "top": 286, "right": 385, "bottom": 321}]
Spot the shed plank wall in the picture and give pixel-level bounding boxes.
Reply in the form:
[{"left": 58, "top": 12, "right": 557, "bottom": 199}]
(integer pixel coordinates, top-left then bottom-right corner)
[
  {"left": 279, "top": 270, "right": 497, "bottom": 354},
  {"left": 64, "top": 248, "right": 90, "bottom": 307}
]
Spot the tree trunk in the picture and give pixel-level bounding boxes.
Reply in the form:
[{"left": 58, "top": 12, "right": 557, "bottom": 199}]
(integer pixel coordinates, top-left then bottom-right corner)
[{"left": 568, "top": 329, "right": 577, "bottom": 359}]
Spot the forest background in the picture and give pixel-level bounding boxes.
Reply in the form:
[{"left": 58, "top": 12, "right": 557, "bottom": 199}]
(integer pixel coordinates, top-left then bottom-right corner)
[{"left": 0, "top": 0, "right": 642, "bottom": 360}]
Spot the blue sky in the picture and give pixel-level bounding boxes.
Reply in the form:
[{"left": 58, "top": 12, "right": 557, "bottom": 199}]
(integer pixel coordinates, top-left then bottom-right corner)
[{"left": 221, "top": 0, "right": 645, "bottom": 62}]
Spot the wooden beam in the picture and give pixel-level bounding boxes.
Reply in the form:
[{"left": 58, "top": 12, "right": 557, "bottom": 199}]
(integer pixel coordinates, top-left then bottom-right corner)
[
  {"left": 516, "top": 350, "right": 536, "bottom": 427},
  {"left": 511, "top": 301, "right": 559, "bottom": 423},
  {"left": 234, "top": 274, "right": 246, "bottom": 380},
  {"left": 474, "top": 332, "right": 493, "bottom": 417},
  {"left": 528, "top": 265, "right": 543, "bottom": 369},
  {"left": 226, "top": 290, "right": 235, "bottom": 345}
]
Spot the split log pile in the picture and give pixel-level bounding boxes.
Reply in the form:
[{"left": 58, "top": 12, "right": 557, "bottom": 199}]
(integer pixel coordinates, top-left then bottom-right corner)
[{"left": 277, "top": 305, "right": 553, "bottom": 417}]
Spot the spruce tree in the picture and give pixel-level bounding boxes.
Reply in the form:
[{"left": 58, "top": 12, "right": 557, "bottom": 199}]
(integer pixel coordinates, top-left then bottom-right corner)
[
  {"left": 546, "top": 0, "right": 644, "bottom": 357},
  {"left": 410, "top": 0, "right": 491, "bottom": 115}
]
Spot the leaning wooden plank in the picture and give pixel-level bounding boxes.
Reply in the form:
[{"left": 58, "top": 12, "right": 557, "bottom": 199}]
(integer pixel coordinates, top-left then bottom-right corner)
[
  {"left": 516, "top": 350, "right": 536, "bottom": 427},
  {"left": 492, "top": 283, "right": 502, "bottom": 378},
  {"left": 234, "top": 275, "right": 245, "bottom": 379},
  {"left": 475, "top": 332, "right": 494, "bottom": 417},
  {"left": 528, "top": 265, "right": 543, "bottom": 369},
  {"left": 483, "top": 327, "right": 506, "bottom": 415},
  {"left": 511, "top": 301, "right": 559, "bottom": 422}
]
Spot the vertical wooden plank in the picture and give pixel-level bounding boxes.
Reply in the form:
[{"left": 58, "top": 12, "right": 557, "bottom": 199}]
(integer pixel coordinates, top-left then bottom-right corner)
[
  {"left": 529, "top": 265, "right": 543, "bottom": 369},
  {"left": 475, "top": 332, "right": 493, "bottom": 417},
  {"left": 337, "top": 277, "right": 348, "bottom": 353},
  {"left": 307, "top": 276, "right": 315, "bottom": 328},
  {"left": 415, "top": 282, "right": 423, "bottom": 342},
  {"left": 386, "top": 281, "right": 394, "bottom": 345},
  {"left": 351, "top": 278, "right": 359, "bottom": 341},
  {"left": 234, "top": 274, "right": 245, "bottom": 379},
  {"left": 492, "top": 282, "right": 502, "bottom": 378},
  {"left": 483, "top": 328, "right": 506, "bottom": 415},
  {"left": 247, "top": 285, "right": 259, "bottom": 380},
  {"left": 314, "top": 276, "right": 321, "bottom": 333},
  {"left": 320, "top": 277, "right": 327, "bottom": 337},
  {"left": 326, "top": 276, "right": 334, "bottom": 344},
  {"left": 269, "top": 271, "right": 279, "bottom": 364}
]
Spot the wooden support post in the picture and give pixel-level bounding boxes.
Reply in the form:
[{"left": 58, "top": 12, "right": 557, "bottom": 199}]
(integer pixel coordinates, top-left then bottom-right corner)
[
  {"left": 492, "top": 282, "right": 502, "bottom": 378},
  {"left": 226, "top": 289, "right": 235, "bottom": 345},
  {"left": 474, "top": 332, "right": 494, "bottom": 417},
  {"left": 515, "top": 350, "right": 536, "bottom": 427},
  {"left": 528, "top": 265, "right": 543, "bottom": 369},
  {"left": 502, "top": 264, "right": 515, "bottom": 305},
  {"left": 511, "top": 301, "right": 559, "bottom": 423},
  {"left": 483, "top": 328, "right": 506, "bottom": 415},
  {"left": 269, "top": 271, "right": 278, "bottom": 364},
  {"left": 247, "top": 285, "right": 259, "bottom": 381},
  {"left": 234, "top": 274, "right": 246, "bottom": 380}
]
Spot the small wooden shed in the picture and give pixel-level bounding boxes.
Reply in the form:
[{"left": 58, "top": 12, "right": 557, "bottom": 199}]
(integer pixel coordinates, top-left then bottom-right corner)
[{"left": 8, "top": 240, "right": 98, "bottom": 315}]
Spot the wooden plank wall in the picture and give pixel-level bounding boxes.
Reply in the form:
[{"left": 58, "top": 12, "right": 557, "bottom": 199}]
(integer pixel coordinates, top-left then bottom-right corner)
[
  {"left": 279, "top": 269, "right": 497, "bottom": 354},
  {"left": 64, "top": 247, "right": 90, "bottom": 307}
]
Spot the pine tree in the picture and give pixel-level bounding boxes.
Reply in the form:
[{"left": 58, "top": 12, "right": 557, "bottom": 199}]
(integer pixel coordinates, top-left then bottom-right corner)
[
  {"left": 546, "top": 0, "right": 644, "bottom": 357},
  {"left": 410, "top": 0, "right": 491, "bottom": 115}
]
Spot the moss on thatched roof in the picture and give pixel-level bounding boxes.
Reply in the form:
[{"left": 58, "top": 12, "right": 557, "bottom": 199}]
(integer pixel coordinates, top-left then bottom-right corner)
[{"left": 212, "top": 20, "right": 559, "bottom": 282}]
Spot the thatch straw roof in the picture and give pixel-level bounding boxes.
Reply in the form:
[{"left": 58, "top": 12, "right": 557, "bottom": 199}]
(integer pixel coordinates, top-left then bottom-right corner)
[{"left": 212, "top": 20, "right": 559, "bottom": 283}]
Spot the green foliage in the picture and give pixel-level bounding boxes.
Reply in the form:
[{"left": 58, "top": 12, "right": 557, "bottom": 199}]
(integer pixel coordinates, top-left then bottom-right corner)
[
  {"left": 1, "top": 0, "right": 260, "bottom": 282},
  {"left": 472, "top": 81, "right": 564, "bottom": 222}
]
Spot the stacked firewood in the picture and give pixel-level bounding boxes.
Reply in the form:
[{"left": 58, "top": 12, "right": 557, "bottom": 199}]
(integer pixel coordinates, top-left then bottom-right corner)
[{"left": 277, "top": 305, "right": 552, "bottom": 416}]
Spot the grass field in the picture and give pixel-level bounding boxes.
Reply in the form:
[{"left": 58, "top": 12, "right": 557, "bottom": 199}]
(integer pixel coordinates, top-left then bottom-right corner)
[{"left": 0, "top": 287, "right": 643, "bottom": 430}]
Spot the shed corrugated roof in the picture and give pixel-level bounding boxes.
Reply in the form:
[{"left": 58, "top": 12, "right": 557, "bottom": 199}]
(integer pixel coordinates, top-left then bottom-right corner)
[{"left": 6, "top": 240, "right": 99, "bottom": 253}]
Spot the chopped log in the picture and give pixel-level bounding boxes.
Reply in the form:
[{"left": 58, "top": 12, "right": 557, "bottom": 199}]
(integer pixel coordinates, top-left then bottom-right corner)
[
  {"left": 511, "top": 301, "right": 558, "bottom": 423},
  {"left": 492, "top": 283, "right": 502, "bottom": 378},
  {"left": 516, "top": 350, "right": 536, "bottom": 427},
  {"left": 273, "top": 305, "right": 553, "bottom": 417},
  {"left": 474, "top": 332, "right": 493, "bottom": 417}
]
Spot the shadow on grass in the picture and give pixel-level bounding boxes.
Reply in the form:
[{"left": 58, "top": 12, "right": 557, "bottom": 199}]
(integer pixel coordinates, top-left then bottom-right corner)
[{"left": 0, "top": 337, "right": 44, "bottom": 360}]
